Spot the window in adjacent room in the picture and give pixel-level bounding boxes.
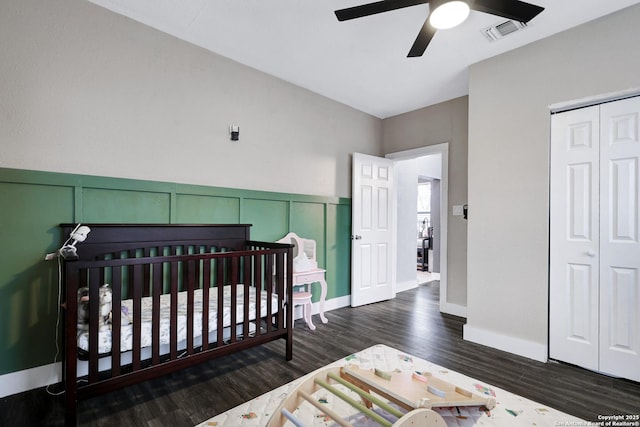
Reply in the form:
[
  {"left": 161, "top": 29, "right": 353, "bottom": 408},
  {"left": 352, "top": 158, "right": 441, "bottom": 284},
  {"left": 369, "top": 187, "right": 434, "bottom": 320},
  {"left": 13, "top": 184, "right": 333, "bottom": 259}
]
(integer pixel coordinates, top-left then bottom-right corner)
[{"left": 417, "top": 181, "right": 431, "bottom": 237}]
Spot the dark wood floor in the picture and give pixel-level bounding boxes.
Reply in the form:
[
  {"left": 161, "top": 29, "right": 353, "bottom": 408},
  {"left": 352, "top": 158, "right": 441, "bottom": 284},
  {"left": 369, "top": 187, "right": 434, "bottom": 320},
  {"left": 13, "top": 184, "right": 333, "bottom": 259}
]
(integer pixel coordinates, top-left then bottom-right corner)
[{"left": 2, "top": 281, "right": 639, "bottom": 426}]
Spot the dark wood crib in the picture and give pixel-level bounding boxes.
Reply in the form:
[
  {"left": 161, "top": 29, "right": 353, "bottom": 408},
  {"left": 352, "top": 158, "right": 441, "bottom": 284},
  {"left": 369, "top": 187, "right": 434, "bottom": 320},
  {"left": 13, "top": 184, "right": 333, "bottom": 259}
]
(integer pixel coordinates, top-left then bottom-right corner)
[{"left": 60, "top": 224, "right": 293, "bottom": 425}]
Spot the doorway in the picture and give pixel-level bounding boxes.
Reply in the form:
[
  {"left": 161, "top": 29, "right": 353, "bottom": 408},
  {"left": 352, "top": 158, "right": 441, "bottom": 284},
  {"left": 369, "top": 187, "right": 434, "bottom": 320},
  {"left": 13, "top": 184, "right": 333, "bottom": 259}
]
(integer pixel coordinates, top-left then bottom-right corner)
[{"left": 387, "top": 143, "right": 450, "bottom": 314}]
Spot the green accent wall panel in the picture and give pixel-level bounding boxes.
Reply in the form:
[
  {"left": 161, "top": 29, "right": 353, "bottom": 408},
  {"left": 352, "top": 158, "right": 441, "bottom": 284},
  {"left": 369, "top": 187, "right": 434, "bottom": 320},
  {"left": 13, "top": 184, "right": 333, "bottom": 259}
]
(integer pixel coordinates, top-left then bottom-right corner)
[
  {"left": 0, "top": 182, "right": 74, "bottom": 373},
  {"left": 291, "top": 201, "right": 326, "bottom": 266},
  {"left": 325, "top": 203, "right": 351, "bottom": 299},
  {"left": 83, "top": 188, "right": 171, "bottom": 223},
  {"left": 0, "top": 167, "right": 350, "bottom": 377},
  {"left": 242, "top": 199, "right": 289, "bottom": 242},
  {"left": 175, "top": 194, "right": 240, "bottom": 224}
]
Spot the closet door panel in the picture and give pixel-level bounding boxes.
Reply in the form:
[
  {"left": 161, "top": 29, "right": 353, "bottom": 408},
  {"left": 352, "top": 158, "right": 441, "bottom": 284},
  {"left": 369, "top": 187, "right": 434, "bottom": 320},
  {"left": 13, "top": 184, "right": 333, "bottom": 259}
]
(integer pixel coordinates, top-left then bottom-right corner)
[
  {"left": 609, "top": 158, "right": 637, "bottom": 241},
  {"left": 549, "top": 106, "right": 600, "bottom": 370},
  {"left": 599, "top": 97, "right": 640, "bottom": 381}
]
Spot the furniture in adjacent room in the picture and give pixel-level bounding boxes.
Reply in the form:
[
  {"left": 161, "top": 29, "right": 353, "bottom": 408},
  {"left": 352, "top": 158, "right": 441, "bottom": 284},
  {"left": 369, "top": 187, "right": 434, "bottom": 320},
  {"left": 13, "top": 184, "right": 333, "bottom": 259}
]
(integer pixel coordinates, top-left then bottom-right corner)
[
  {"left": 417, "top": 237, "right": 430, "bottom": 271},
  {"left": 417, "top": 227, "right": 433, "bottom": 272},
  {"left": 277, "top": 232, "right": 329, "bottom": 330}
]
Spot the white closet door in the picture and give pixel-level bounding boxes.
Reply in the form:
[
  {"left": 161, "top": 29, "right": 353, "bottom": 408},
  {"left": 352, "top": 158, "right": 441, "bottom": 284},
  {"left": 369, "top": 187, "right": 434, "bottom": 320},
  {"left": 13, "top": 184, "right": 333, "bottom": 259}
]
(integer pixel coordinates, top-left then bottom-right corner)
[
  {"left": 549, "top": 105, "right": 600, "bottom": 371},
  {"left": 599, "top": 97, "right": 640, "bottom": 382}
]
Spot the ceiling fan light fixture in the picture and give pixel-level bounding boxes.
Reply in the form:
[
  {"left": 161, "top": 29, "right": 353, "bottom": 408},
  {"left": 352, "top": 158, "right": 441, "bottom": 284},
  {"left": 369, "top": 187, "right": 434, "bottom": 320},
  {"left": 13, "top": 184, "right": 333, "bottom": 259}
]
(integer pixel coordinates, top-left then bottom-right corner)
[{"left": 429, "top": 0, "right": 470, "bottom": 30}]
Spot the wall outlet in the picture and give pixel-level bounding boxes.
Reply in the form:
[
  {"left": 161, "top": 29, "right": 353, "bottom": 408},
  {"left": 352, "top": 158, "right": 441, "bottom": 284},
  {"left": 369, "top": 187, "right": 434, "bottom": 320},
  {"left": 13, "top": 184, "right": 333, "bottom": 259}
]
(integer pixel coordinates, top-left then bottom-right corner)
[{"left": 453, "top": 205, "right": 464, "bottom": 216}]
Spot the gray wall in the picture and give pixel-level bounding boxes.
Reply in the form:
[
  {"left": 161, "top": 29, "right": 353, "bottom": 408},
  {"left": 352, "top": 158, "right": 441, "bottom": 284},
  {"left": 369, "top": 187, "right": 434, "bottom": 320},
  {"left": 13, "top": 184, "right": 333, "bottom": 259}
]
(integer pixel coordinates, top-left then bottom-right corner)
[
  {"left": 383, "top": 96, "right": 469, "bottom": 308},
  {"left": 0, "top": 0, "right": 382, "bottom": 199},
  {"left": 466, "top": 4, "right": 640, "bottom": 360}
]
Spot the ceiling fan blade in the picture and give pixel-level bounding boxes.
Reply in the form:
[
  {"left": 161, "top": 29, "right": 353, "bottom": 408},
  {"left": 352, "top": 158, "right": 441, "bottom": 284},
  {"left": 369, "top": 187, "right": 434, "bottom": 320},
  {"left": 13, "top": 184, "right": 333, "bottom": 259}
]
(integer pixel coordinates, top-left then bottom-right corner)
[
  {"left": 407, "top": 17, "right": 437, "bottom": 57},
  {"left": 335, "top": 0, "right": 428, "bottom": 21},
  {"left": 470, "top": 0, "right": 544, "bottom": 23}
]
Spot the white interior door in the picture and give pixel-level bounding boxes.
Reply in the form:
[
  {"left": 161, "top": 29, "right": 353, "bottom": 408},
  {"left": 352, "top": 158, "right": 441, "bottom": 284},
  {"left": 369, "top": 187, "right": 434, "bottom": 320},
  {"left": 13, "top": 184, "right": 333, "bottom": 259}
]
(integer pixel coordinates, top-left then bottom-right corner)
[
  {"left": 351, "top": 153, "right": 395, "bottom": 307},
  {"left": 599, "top": 97, "right": 640, "bottom": 382},
  {"left": 549, "top": 105, "right": 600, "bottom": 371}
]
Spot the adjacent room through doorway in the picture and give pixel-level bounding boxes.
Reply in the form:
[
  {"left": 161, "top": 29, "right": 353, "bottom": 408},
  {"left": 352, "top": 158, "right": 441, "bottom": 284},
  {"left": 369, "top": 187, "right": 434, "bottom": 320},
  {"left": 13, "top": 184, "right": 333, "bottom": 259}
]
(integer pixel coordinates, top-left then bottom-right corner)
[
  {"left": 387, "top": 144, "right": 448, "bottom": 311},
  {"left": 417, "top": 173, "right": 441, "bottom": 285}
]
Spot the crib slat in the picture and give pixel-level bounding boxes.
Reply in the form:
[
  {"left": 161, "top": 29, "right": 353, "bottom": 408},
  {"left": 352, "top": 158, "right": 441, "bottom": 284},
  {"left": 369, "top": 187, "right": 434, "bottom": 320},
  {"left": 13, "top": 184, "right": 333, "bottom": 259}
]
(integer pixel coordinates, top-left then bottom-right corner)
[
  {"left": 202, "top": 259, "right": 211, "bottom": 351},
  {"left": 216, "top": 259, "right": 224, "bottom": 347},
  {"left": 88, "top": 269, "right": 100, "bottom": 383},
  {"left": 186, "top": 259, "right": 195, "bottom": 355},
  {"left": 111, "top": 266, "right": 122, "bottom": 377},
  {"left": 170, "top": 261, "right": 178, "bottom": 360},
  {"left": 132, "top": 264, "right": 142, "bottom": 371},
  {"left": 276, "top": 252, "right": 286, "bottom": 331},
  {"left": 143, "top": 248, "right": 151, "bottom": 297},
  {"left": 243, "top": 254, "right": 251, "bottom": 338},
  {"left": 286, "top": 247, "right": 293, "bottom": 360},
  {"left": 64, "top": 263, "right": 80, "bottom": 427},
  {"left": 230, "top": 256, "right": 238, "bottom": 343},
  {"left": 75, "top": 268, "right": 87, "bottom": 386},
  {"left": 254, "top": 254, "right": 262, "bottom": 335},
  {"left": 152, "top": 262, "right": 162, "bottom": 365},
  {"left": 265, "top": 254, "right": 273, "bottom": 334}
]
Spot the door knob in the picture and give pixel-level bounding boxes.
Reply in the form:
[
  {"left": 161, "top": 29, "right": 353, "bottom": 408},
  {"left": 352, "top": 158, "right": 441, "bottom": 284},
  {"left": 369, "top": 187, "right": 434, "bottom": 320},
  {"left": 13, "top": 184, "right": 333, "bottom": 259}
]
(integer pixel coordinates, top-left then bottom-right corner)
[
  {"left": 586, "top": 250, "right": 596, "bottom": 257},
  {"left": 351, "top": 235, "right": 362, "bottom": 240}
]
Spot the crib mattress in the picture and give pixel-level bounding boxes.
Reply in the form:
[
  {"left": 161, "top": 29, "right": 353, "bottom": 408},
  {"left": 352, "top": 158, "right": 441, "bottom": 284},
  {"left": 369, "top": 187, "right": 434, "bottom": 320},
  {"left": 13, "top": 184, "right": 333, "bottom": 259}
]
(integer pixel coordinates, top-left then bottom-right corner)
[{"left": 77, "top": 285, "right": 279, "bottom": 354}]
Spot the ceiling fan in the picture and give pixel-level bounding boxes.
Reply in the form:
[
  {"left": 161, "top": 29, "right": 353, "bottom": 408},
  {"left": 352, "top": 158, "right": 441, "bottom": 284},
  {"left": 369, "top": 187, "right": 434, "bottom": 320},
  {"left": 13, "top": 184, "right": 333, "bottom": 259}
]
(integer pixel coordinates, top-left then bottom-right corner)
[{"left": 334, "top": 0, "right": 544, "bottom": 57}]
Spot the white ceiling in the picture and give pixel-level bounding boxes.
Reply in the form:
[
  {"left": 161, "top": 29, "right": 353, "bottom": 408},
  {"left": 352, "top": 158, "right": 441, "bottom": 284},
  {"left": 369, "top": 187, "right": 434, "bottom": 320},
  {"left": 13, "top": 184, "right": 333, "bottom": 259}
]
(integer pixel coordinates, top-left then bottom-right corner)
[{"left": 88, "top": 0, "right": 640, "bottom": 118}]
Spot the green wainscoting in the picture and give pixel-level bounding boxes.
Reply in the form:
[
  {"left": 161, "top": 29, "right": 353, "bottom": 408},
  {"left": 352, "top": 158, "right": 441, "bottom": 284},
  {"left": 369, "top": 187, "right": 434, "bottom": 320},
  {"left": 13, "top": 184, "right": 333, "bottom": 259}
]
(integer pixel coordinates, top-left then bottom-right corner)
[
  {"left": 0, "top": 168, "right": 351, "bottom": 376},
  {"left": 243, "top": 198, "right": 290, "bottom": 242}
]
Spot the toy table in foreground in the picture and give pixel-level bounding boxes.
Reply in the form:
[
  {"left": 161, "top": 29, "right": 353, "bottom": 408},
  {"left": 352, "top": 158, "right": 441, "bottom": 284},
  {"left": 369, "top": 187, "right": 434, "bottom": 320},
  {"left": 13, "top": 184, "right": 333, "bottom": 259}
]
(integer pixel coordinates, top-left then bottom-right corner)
[
  {"left": 196, "top": 344, "right": 586, "bottom": 427},
  {"left": 267, "top": 365, "right": 496, "bottom": 427}
]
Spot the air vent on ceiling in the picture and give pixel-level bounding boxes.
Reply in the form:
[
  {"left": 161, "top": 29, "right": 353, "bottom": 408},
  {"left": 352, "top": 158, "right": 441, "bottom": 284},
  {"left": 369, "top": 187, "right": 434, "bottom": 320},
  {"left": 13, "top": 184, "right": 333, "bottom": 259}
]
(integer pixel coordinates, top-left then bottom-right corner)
[{"left": 483, "top": 20, "right": 527, "bottom": 41}]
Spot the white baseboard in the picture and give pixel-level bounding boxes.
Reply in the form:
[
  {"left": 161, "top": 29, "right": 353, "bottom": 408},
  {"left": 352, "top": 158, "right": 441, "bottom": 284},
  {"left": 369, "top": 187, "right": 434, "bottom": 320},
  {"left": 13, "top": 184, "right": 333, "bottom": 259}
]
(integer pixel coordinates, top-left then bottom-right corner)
[
  {"left": 314, "top": 295, "right": 350, "bottom": 313},
  {"left": 463, "top": 324, "right": 548, "bottom": 363},
  {"left": 396, "top": 279, "right": 418, "bottom": 293},
  {"left": 0, "top": 362, "right": 61, "bottom": 398},
  {"left": 298, "top": 295, "right": 350, "bottom": 317},
  {"left": 440, "top": 302, "right": 467, "bottom": 317}
]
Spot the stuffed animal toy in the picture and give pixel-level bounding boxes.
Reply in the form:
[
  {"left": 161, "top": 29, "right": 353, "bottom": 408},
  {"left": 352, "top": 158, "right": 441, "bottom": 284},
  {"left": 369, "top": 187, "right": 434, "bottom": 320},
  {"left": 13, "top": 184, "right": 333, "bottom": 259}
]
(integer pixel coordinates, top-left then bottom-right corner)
[
  {"left": 77, "top": 284, "right": 112, "bottom": 332},
  {"left": 97, "top": 285, "right": 112, "bottom": 332},
  {"left": 77, "top": 287, "right": 90, "bottom": 331}
]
